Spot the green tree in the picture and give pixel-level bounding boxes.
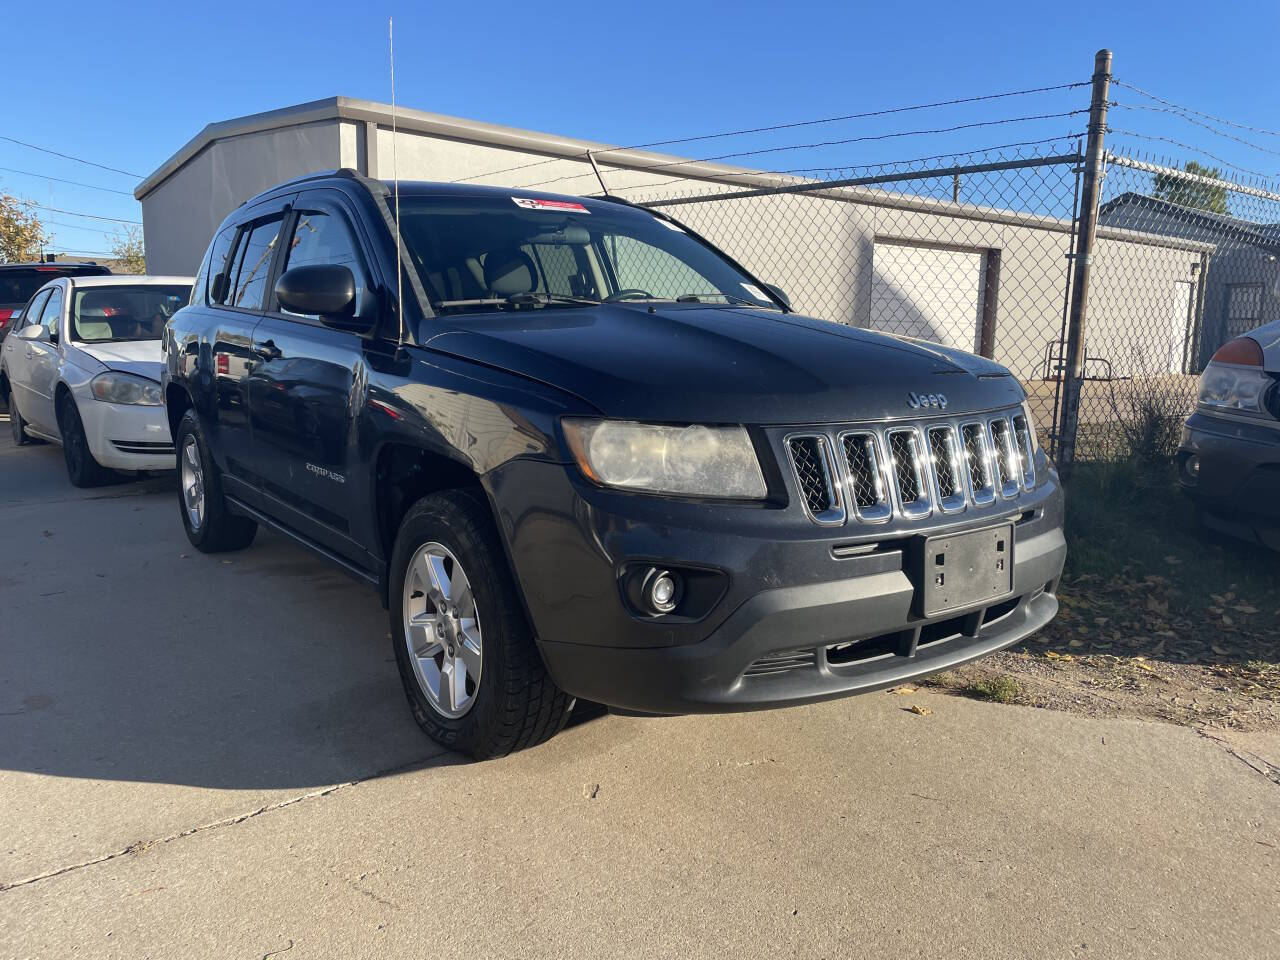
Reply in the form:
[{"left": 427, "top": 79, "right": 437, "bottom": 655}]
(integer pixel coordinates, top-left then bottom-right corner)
[
  {"left": 0, "top": 193, "right": 47, "bottom": 262},
  {"left": 110, "top": 225, "right": 146, "bottom": 274},
  {"left": 1152, "top": 161, "right": 1229, "bottom": 215}
]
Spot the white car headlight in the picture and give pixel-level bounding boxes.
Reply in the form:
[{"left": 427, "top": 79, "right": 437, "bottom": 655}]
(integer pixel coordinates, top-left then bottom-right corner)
[
  {"left": 90, "top": 371, "right": 163, "bottom": 406},
  {"left": 1197, "top": 363, "right": 1274, "bottom": 416},
  {"left": 563, "top": 419, "right": 768, "bottom": 499}
]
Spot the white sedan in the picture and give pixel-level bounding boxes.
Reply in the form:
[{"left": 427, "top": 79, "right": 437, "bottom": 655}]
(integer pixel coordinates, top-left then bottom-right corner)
[{"left": 2, "top": 274, "right": 192, "bottom": 486}]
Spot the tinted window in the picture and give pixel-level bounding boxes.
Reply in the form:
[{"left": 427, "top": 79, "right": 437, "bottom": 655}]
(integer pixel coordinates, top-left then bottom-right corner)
[
  {"left": 396, "top": 196, "right": 780, "bottom": 314},
  {"left": 0, "top": 266, "right": 110, "bottom": 308},
  {"left": 72, "top": 285, "right": 191, "bottom": 343},
  {"left": 204, "top": 226, "right": 237, "bottom": 305},
  {"left": 230, "top": 218, "right": 283, "bottom": 310},
  {"left": 282, "top": 210, "right": 369, "bottom": 316},
  {"left": 39, "top": 287, "right": 64, "bottom": 338}
]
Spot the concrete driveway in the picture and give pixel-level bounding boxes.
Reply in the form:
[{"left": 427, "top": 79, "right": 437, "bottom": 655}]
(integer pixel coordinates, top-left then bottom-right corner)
[{"left": 1, "top": 418, "right": 1276, "bottom": 959}]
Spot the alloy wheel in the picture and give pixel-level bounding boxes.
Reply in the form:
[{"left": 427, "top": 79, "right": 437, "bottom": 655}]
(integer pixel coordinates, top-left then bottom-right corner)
[
  {"left": 402, "top": 541, "right": 483, "bottom": 718},
  {"left": 181, "top": 435, "right": 205, "bottom": 530}
]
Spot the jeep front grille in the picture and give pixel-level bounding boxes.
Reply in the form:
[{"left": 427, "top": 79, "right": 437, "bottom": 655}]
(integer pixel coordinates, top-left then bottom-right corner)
[
  {"left": 839, "top": 432, "right": 891, "bottom": 521},
  {"left": 785, "top": 409, "right": 1034, "bottom": 526},
  {"left": 785, "top": 434, "right": 845, "bottom": 524}
]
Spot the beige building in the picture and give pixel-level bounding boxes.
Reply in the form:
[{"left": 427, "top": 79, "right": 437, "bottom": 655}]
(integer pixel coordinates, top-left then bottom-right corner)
[{"left": 137, "top": 97, "right": 1211, "bottom": 386}]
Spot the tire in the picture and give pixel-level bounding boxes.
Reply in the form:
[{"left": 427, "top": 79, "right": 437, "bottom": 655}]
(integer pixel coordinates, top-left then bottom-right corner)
[
  {"left": 9, "top": 390, "right": 30, "bottom": 445},
  {"left": 390, "top": 489, "right": 573, "bottom": 759},
  {"left": 58, "top": 395, "right": 115, "bottom": 488},
  {"left": 175, "top": 408, "right": 257, "bottom": 552}
]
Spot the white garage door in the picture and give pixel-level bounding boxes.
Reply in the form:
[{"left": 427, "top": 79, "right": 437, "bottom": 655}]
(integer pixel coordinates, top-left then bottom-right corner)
[{"left": 869, "top": 242, "right": 986, "bottom": 353}]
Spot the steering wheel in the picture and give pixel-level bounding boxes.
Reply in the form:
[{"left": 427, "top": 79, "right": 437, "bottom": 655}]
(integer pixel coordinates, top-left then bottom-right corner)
[{"left": 603, "top": 289, "right": 654, "bottom": 302}]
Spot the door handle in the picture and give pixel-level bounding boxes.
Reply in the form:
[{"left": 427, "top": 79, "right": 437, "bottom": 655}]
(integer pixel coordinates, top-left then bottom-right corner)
[{"left": 252, "top": 340, "right": 282, "bottom": 362}]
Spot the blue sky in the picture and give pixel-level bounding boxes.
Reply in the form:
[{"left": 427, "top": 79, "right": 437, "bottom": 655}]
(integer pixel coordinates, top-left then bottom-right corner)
[{"left": 4, "top": 0, "right": 1279, "bottom": 258}]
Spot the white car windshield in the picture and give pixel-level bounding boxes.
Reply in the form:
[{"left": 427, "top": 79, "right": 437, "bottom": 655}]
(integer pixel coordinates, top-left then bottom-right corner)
[{"left": 73, "top": 285, "right": 190, "bottom": 343}]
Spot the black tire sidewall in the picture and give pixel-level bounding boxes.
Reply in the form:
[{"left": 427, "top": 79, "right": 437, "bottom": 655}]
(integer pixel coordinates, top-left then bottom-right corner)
[
  {"left": 10, "top": 393, "right": 26, "bottom": 445},
  {"left": 389, "top": 492, "right": 525, "bottom": 755},
  {"left": 59, "top": 397, "right": 100, "bottom": 487}
]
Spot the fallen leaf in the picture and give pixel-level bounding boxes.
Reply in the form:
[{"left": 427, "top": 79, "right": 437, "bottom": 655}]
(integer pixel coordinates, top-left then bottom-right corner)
[
  {"left": 1233, "top": 605, "right": 1259, "bottom": 615},
  {"left": 887, "top": 685, "right": 917, "bottom": 695},
  {"left": 906, "top": 704, "right": 932, "bottom": 716},
  {"left": 583, "top": 783, "right": 601, "bottom": 799},
  {"left": 1147, "top": 596, "right": 1169, "bottom": 615},
  {"left": 1211, "top": 645, "right": 1231, "bottom": 656},
  {"left": 1222, "top": 615, "right": 1234, "bottom": 626},
  {"left": 1068, "top": 639, "right": 1085, "bottom": 648}
]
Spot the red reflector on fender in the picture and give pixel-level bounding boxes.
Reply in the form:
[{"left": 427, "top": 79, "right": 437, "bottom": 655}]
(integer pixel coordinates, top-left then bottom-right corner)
[{"left": 1211, "top": 337, "right": 1264, "bottom": 366}]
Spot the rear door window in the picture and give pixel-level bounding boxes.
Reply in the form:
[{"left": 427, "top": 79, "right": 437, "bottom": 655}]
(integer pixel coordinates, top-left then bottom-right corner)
[
  {"left": 205, "top": 226, "right": 238, "bottom": 305},
  {"left": 230, "top": 217, "right": 284, "bottom": 311}
]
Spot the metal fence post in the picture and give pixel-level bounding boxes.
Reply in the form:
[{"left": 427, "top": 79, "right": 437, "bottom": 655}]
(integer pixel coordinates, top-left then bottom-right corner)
[{"left": 1056, "top": 48, "right": 1112, "bottom": 480}]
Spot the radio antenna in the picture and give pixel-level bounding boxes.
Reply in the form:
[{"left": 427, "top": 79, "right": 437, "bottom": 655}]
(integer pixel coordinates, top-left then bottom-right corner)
[{"left": 389, "top": 16, "right": 405, "bottom": 348}]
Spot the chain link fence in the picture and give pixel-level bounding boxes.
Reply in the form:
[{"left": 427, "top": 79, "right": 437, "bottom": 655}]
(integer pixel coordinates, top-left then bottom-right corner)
[{"left": 625, "top": 138, "right": 1280, "bottom": 467}]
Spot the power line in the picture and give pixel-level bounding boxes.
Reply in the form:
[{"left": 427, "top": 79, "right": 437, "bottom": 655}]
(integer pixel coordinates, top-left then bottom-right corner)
[
  {"left": 22, "top": 200, "right": 141, "bottom": 224},
  {"left": 0, "top": 135, "right": 142, "bottom": 179},
  {"left": 451, "top": 81, "right": 1088, "bottom": 184},
  {"left": 519, "top": 110, "right": 1090, "bottom": 191},
  {"left": 0, "top": 165, "right": 135, "bottom": 196},
  {"left": 44, "top": 218, "right": 120, "bottom": 233},
  {"left": 1112, "top": 79, "right": 1280, "bottom": 138}
]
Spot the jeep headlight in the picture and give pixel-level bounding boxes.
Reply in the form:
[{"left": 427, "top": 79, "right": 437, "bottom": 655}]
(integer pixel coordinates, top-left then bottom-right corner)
[
  {"left": 90, "top": 371, "right": 163, "bottom": 406},
  {"left": 563, "top": 419, "right": 767, "bottom": 499}
]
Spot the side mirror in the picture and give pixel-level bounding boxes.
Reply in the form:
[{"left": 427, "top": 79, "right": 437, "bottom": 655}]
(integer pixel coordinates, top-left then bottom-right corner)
[
  {"left": 763, "top": 283, "right": 791, "bottom": 309},
  {"left": 275, "top": 264, "right": 362, "bottom": 329},
  {"left": 19, "top": 324, "right": 48, "bottom": 342}
]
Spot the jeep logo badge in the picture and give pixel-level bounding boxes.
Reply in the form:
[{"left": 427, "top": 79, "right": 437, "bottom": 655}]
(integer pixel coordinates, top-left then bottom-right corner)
[{"left": 908, "top": 392, "right": 947, "bottom": 410}]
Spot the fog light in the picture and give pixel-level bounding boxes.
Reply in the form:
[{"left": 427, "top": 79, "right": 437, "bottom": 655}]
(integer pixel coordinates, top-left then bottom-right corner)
[
  {"left": 645, "top": 569, "right": 680, "bottom": 614},
  {"left": 1185, "top": 454, "right": 1200, "bottom": 480}
]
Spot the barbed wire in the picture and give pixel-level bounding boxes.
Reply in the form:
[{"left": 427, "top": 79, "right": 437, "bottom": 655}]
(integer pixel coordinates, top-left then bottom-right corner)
[
  {"left": 1112, "top": 79, "right": 1280, "bottom": 139},
  {"left": 517, "top": 111, "right": 1090, "bottom": 192},
  {"left": 602, "top": 134, "right": 1086, "bottom": 195},
  {"left": 449, "top": 82, "right": 1088, "bottom": 185},
  {"left": 1111, "top": 101, "right": 1280, "bottom": 159},
  {"left": 1107, "top": 130, "right": 1276, "bottom": 180}
]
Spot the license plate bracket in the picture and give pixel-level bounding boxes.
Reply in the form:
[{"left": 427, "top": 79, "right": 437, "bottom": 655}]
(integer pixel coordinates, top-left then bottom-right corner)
[{"left": 919, "top": 523, "right": 1014, "bottom": 618}]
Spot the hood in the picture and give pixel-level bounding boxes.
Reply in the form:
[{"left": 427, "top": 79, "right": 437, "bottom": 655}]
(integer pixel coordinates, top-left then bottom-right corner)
[
  {"left": 1243, "top": 320, "right": 1280, "bottom": 372},
  {"left": 419, "top": 305, "right": 1023, "bottom": 424},
  {"left": 75, "top": 339, "right": 163, "bottom": 381}
]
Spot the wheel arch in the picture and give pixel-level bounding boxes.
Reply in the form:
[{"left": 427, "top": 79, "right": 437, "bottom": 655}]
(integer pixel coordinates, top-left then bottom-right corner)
[
  {"left": 372, "top": 441, "right": 499, "bottom": 606},
  {"left": 165, "top": 382, "right": 194, "bottom": 441}
]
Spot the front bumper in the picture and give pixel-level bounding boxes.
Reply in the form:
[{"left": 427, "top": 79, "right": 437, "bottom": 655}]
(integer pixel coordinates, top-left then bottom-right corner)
[
  {"left": 490, "top": 455, "right": 1066, "bottom": 715},
  {"left": 1178, "top": 411, "right": 1280, "bottom": 548},
  {"left": 75, "top": 391, "right": 175, "bottom": 471}
]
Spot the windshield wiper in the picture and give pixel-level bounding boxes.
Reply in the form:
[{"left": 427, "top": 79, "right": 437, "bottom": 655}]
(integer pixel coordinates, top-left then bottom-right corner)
[
  {"left": 674, "top": 292, "right": 780, "bottom": 309},
  {"left": 435, "top": 292, "right": 600, "bottom": 311}
]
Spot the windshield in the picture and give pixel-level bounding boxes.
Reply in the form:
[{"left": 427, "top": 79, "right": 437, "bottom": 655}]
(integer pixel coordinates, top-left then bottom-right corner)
[
  {"left": 72, "top": 285, "right": 191, "bottom": 343},
  {"left": 395, "top": 195, "right": 781, "bottom": 314}
]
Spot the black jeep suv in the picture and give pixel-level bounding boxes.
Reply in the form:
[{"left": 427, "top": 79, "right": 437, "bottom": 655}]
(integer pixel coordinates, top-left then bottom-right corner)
[{"left": 162, "top": 170, "right": 1066, "bottom": 758}]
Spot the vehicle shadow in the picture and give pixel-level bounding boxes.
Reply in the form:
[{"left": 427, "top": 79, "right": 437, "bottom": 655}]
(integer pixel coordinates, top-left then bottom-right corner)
[{"left": 0, "top": 458, "right": 607, "bottom": 789}]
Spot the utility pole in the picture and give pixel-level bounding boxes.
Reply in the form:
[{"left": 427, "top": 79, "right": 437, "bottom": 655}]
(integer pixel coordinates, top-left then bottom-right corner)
[{"left": 1057, "top": 48, "right": 1112, "bottom": 481}]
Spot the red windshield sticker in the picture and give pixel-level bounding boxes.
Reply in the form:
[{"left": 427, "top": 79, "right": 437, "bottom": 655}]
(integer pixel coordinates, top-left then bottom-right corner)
[{"left": 511, "top": 197, "right": 590, "bottom": 214}]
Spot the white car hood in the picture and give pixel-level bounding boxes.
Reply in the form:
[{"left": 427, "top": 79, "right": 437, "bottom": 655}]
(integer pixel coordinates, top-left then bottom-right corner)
[{"left": 76, "top": 339, "right": 163, "bottom": 380}]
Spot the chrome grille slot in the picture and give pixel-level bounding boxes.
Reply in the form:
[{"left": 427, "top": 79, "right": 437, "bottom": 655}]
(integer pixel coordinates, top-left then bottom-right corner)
[
  {"left": 927, "top": 426, "right": 966, "bottom": 512},
  {"left": 989, "top": 417, "right": 1020, "bottom": 498},
  {"left": 886, "top": 429, "right": 931, "bottom": 518},
  {"left": 961, "top": 422, "right": 996, "bottom": 505},
  {"left": 839, "top": 431, "right": 891, "bottom": 522},
  {"left": 1012, "top": 414, "right": 1036, "bottom": 488},
  {"left": 785, "top": 434, "right": 845, "bottom": 525}
]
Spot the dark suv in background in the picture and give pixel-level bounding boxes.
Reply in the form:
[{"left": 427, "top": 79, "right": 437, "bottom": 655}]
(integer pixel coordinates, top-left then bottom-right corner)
[
  {"left": 162, "top": 170, "right": 1066, "bottom": 758},
  {"left": 1, "top": 262, "right": 111, "bottom": 405}
]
